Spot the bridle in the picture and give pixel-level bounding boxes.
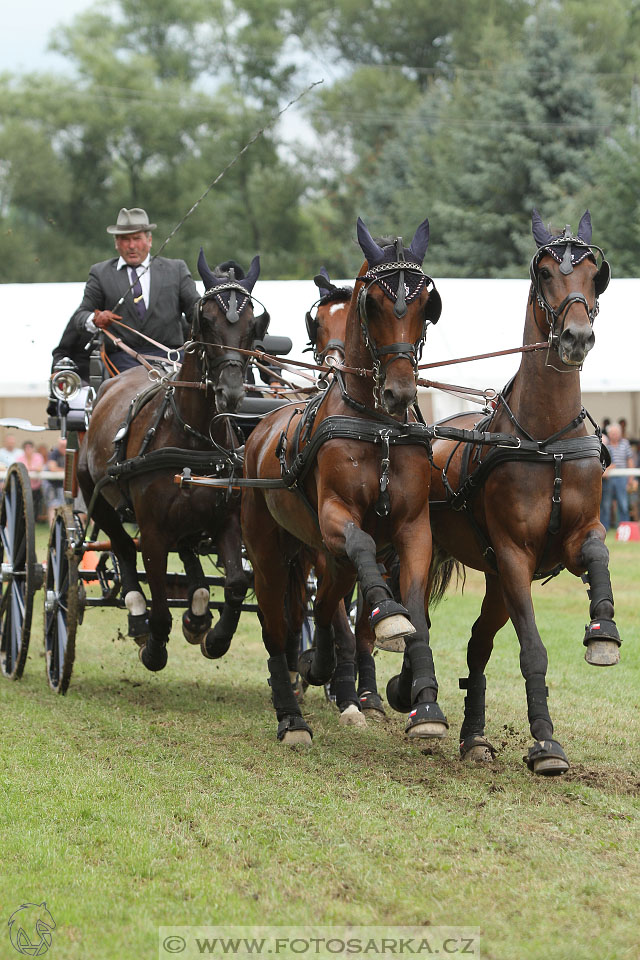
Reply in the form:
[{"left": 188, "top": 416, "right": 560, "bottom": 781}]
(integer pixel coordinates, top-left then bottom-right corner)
[
  {"left": 529, "top": 228, "right": 610, "bottom": 366},
  {"left": 188, "top": 276, "right": 270, "bottom": 389},
  {"left": 304, "top": 293, "right": 350, "bottom": 365},
  {"left": 354, "top": 239, "right": 441, "bottom": 407}
]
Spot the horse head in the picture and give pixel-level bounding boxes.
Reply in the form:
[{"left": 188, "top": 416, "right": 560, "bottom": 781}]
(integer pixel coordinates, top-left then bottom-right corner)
[
  {"left": 355, "top": 217, "right": 441, "bottom": 416},
  {"left": 305, "top": 267, "right": 353, "bottom": 366},
  {"left": 195, "top": 250, "right": 270, "bottom": 412},
  {"left": 530, "top": 209, "right": 610, "bottom": 368}
]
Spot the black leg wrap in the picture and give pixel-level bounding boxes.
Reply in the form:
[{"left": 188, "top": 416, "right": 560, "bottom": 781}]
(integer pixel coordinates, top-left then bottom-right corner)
[
  {"left": 140, "top": 638, "right": 168, "bottom": 672},
  {"left": 128, "top": 611, "right": 150, "bottom": 639},
  {"left": 277, "top": 715, "right": 313, "bottom": 742},
  {"left": 406, "top": 639, "right": 438, "bottom": 705},
  {"left": 386, "top": 652, "right": 412, "bottom": 713},
  {"left": 459, "top": 673, "right": 487, "bottom": 740},
  {"left": 583, "top": 618, "right": 621, "bottom": 647},
  {"left": 182, "top": 607, "right": 213, "bottom": 636},
  {"left": 524, "top": 738, "right": 569, "bottom": 776},
  {"left": 525, "top": 674, "right": 553, "bottom": 741},
  {"left": 344, "top": 524, "right": 393, "bottom": 610},
  {"left": 357, "top": 650, "right": 378, "bottom": 697},
  {"left": 405, "top": 701, "right": 448, "bottom": 736},
  {"left": 268, "top": 654, "right": 304, "bottom": 721},
  {"left": 297, "top": 623, "right": 336, "bottom": 686},
  {"left": 332, "top": 660, "right": 359, "bottom": 711},
  {"left": 369, "top": 597, "right": 410, "bottom": 629},
  {"left": 581, "top": 538, "right": 614, "bottom": 620}
]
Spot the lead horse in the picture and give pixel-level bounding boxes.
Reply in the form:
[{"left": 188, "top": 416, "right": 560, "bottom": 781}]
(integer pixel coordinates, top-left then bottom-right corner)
[
  {"left": 78, "top": 253, "right": 269, "bottom": 672},
  {"left": 242, "top": 216, "right": 444, "bottom": 745},
  {"left": 429, "top": 209, "right": 616, "bottom": 775}
]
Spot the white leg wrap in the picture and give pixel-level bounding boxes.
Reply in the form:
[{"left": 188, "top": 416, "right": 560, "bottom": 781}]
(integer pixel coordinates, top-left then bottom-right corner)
[
  {"left": 125, "top": 591, "right": 146, "bottom": 616},
  {"left": 191, "top": 587, "right": 210, "bottom": 617}
]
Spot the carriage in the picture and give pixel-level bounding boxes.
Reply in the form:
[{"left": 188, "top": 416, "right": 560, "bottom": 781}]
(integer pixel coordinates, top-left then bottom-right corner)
[{"left": 0, "top": 211, "right": 622, "bottom": 776}]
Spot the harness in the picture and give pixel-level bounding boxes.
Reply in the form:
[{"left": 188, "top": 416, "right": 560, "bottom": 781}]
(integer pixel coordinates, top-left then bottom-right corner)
[{"left": 431, "top": 382, "right": 609, "bottom": 579}]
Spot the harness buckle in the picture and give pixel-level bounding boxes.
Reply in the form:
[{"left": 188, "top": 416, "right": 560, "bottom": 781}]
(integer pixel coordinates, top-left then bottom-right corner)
[{"left": 497, "top": 437, "right": 521, "bottom": 450}]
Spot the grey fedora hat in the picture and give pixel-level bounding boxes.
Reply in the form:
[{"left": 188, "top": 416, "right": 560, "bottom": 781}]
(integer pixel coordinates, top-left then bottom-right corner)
[{"left": 106, "top": 207, "right": 157, "bottom": 234}]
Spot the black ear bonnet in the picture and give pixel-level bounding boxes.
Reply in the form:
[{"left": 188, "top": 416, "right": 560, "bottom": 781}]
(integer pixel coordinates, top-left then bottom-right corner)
[
  {"left": 530, "top": 209, "right": 610, "bottom": 297},
  {"left": 305, "top": 268, "right": 353, "bottom": 344}
]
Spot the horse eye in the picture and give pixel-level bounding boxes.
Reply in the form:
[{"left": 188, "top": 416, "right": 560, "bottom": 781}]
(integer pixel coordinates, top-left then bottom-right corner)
[{"left": 539, "top": 267, "right": 552, "bottom": 281}]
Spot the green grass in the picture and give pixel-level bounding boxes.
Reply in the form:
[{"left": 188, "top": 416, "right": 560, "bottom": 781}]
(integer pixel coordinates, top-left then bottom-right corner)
[{"left": 0, "top": 530, "right": 638, "bottom": 960}]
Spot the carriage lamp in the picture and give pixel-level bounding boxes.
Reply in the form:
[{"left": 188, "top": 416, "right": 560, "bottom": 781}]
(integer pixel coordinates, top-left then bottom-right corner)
[{"left": 50, "top": 357, "right": 82, "bottom": 402}]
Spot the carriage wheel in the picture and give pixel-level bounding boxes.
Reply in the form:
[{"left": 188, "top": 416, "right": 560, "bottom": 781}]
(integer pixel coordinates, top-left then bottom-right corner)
[
  {"left": 43, "top": 505, "right": 80, "bottom": 694},
  {"left": 0, "top": 463, "right": 38, "bottom": 679}
]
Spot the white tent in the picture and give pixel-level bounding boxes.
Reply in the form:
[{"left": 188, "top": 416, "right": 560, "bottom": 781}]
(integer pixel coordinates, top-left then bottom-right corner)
[{"left": 1, "top": 278, "right": 638, "bottom": 436}]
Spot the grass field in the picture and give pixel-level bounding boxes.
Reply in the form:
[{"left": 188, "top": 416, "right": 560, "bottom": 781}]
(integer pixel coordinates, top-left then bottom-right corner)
[{"left": 1, "top": 530, "right": 638, "bottom": 960}]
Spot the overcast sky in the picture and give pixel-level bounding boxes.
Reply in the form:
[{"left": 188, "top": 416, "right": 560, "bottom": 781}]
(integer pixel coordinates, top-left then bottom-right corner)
[{"left": 2, "top": 0, "right": 95, "bottom": 75}]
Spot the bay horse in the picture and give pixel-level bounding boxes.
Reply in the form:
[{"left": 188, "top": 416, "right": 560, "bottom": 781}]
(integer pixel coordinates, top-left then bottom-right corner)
[
  {"left": 242, "top": 216, "right": 444, "bottom": 745},
  {"left": 78, "top": 252, "right": 269, "bottom": 671},
  {"left": 428, "top": 209, "right": 615, "bottom": 775}
]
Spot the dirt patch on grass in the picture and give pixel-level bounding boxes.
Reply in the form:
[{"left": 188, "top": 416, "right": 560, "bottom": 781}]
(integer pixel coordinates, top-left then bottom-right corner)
[{"left": 565, "top": 763, "right": 640, "bottom": 796}]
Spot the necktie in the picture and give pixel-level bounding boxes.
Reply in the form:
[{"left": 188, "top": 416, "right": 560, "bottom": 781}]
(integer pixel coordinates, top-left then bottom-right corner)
[{"left": 129, "top": 265, "right": 146, "bottom": 322}]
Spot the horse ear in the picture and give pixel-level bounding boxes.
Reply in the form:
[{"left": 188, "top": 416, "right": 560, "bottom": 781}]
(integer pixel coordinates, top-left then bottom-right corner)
[
  {"left": 313, "top": 270, "right": 336, "bottom": 297},
  {"left": 197, "top": 248, "right": 218, "bottom": 290},
  {"left": 356, "top": 217, "right": 385, "bottom": 266},
  {"left": 409, "top": 217, "right": 430, "bottom": 264},
  {"left": 577, "top": 209, "right": 593, "bottom": 244},
  {"left": 532, "top": 209, "right": 553, "bottom": 248},
  {"left": 241, "top": 255, "right": 260, "bottom": 292}
]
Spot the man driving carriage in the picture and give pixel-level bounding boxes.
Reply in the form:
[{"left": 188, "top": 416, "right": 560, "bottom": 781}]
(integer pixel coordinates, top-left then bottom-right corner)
[{"left": 66, "top": 207, "right": 200, "bottom": 375}]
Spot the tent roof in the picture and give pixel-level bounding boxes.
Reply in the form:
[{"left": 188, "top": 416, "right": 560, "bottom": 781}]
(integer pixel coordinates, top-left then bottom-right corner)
[{"left": 0, "top": 277, "right": 636, "bottom": 397}]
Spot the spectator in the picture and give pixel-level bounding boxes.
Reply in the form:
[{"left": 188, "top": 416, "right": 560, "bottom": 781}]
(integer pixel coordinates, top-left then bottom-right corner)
[
  {"left": 0, "top": 433, "right": 19, "bottom": 468},
  {"left": 15, "top": 440, "right": 45, "bottom": 520},
  {"left": 601, "top": 422, "right": 636, "bottom": 531},
  {"left": 44, "top": 437, "right": 67, "bottom": 523}
]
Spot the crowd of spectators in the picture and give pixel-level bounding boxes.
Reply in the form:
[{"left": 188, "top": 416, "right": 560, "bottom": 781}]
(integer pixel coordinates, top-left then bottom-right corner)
[{"left": 0, "top": 433, "right": 66, "bottom": 522}]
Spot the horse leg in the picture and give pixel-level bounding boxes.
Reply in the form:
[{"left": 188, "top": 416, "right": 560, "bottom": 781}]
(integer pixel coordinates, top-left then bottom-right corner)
[
  {"left": 354, "top": 605, "right": 385, "bottom": 719},
  {"left": 498, "top": 559, "right": 569, "bottom": 776},
  {"left": 580, "top": 530, "right": 621, "bottom": 666},
  {"left": 178, "top": 542, "right": 212, "bottom": 645},
  {"left": 138, "top": 532, "right": 171, "bottom": 671},
  {"left": 343, "top": 523, "right": 415, "bottom": 646},
  {"left": 331, "top": 601, "right": 367, "bottom": 728},
  {"left": 459, "top": 573, "right": 508, "bottom": 762},
  {"left": 81, "top": 483, "right": 149, "bottom": 644},
  {"left": 384, "top": 531, "right": 448, "bottom": 740},
  {"left": 201, "top": 514, "right": 248, "bottom": 660},
  {"left": 243, "top": 490, "right": 312, "bottom": 745}
]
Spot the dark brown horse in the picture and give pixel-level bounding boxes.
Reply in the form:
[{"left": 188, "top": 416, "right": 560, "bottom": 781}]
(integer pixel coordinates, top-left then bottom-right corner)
[
  {"left": 428, "top": 209, "right": 615, "bottom": 775},
  {"left": 78, "top": 253, "right": 269, "bottom": 671},
  {"left": 242, "top": 217, "right": 444, "bottom": 745}
]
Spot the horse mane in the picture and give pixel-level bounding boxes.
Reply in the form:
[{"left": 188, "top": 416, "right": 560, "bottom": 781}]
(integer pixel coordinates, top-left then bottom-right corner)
[
  {"left": 317, "top": 286, "right": 353, "bottom": 307},
  {"left": 214, "top": 259, "right": 246, "bottom": 280}
]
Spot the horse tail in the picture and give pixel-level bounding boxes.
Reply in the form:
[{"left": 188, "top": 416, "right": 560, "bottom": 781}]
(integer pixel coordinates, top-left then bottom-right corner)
[{"left": 429, "top": 544, "right": 465, "bottom": 608}]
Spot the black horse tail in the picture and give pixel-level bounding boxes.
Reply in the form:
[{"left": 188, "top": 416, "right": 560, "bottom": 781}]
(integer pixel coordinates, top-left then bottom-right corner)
[{"left": 429, "top": 544, "right": 465, "bottom": 608}]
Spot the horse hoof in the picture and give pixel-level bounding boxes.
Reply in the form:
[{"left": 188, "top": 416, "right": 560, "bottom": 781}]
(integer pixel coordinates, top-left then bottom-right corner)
[
  {"left": 373, "top": 614, "right": 415, "bottom": 652},
  {"left": 524, "top": 739, "right": 569, "bottom": 776},
  {"left": 359, "top": 691, "right": 386, "bottom": 720},
  {"left": 297, "top": 648, "right": 335, "bottom": 686},
  {"left": 407, "top": 721, "right": 448, "bottom": 740},
  {"left": 585, "top": 639, "right": 620, "bottom": 666},
  {"left": 405, "top": 702, "right": 449, "bottom": 739},
  {"left": 200, "top": 630, "right": 232, "bottom": 660},
  {"left": 460, "top": 736, "right": 496, "bottom": 762},
  {"left": 138, "top": 642, "right": 168, "bottom": 672},
  {"left": 281, "top": 729, "right": 313, "bottom": 747},
  {"left": 339, "top": 703, "right": 367, "bottom": 728}
]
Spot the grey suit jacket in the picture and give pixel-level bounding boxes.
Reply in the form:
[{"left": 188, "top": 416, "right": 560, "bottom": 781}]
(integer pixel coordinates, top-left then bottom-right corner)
[{"left": 70, "top": 256, "right": 200, "bottom": 353}]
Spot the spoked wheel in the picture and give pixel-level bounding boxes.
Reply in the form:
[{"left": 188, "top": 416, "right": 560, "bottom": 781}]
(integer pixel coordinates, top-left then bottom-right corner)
[
  {"left": 0, "top": 462, "right": 39, "bottom": 679},
  {"left": 44, "top": 505, "right": 81, "bottom": 694}
]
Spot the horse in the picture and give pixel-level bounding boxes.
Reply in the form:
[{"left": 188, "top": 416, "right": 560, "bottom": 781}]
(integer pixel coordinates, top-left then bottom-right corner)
[
  {"left": 241, "top": 216, "right": 444, "bottom": 745},
  {"left": 78, "top": 252, "right": 269, "bottom": 671},
  {"left": 428, "top": 209, "right": 615, "bottom": 775}
]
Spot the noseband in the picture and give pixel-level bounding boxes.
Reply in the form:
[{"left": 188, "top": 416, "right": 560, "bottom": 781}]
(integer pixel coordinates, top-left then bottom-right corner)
[
  {"left": 529, "top": 230, "right": 610, "bottom": 365},
  {"left": 355, "top": 244, "right": 439, "bottom": 407}
]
